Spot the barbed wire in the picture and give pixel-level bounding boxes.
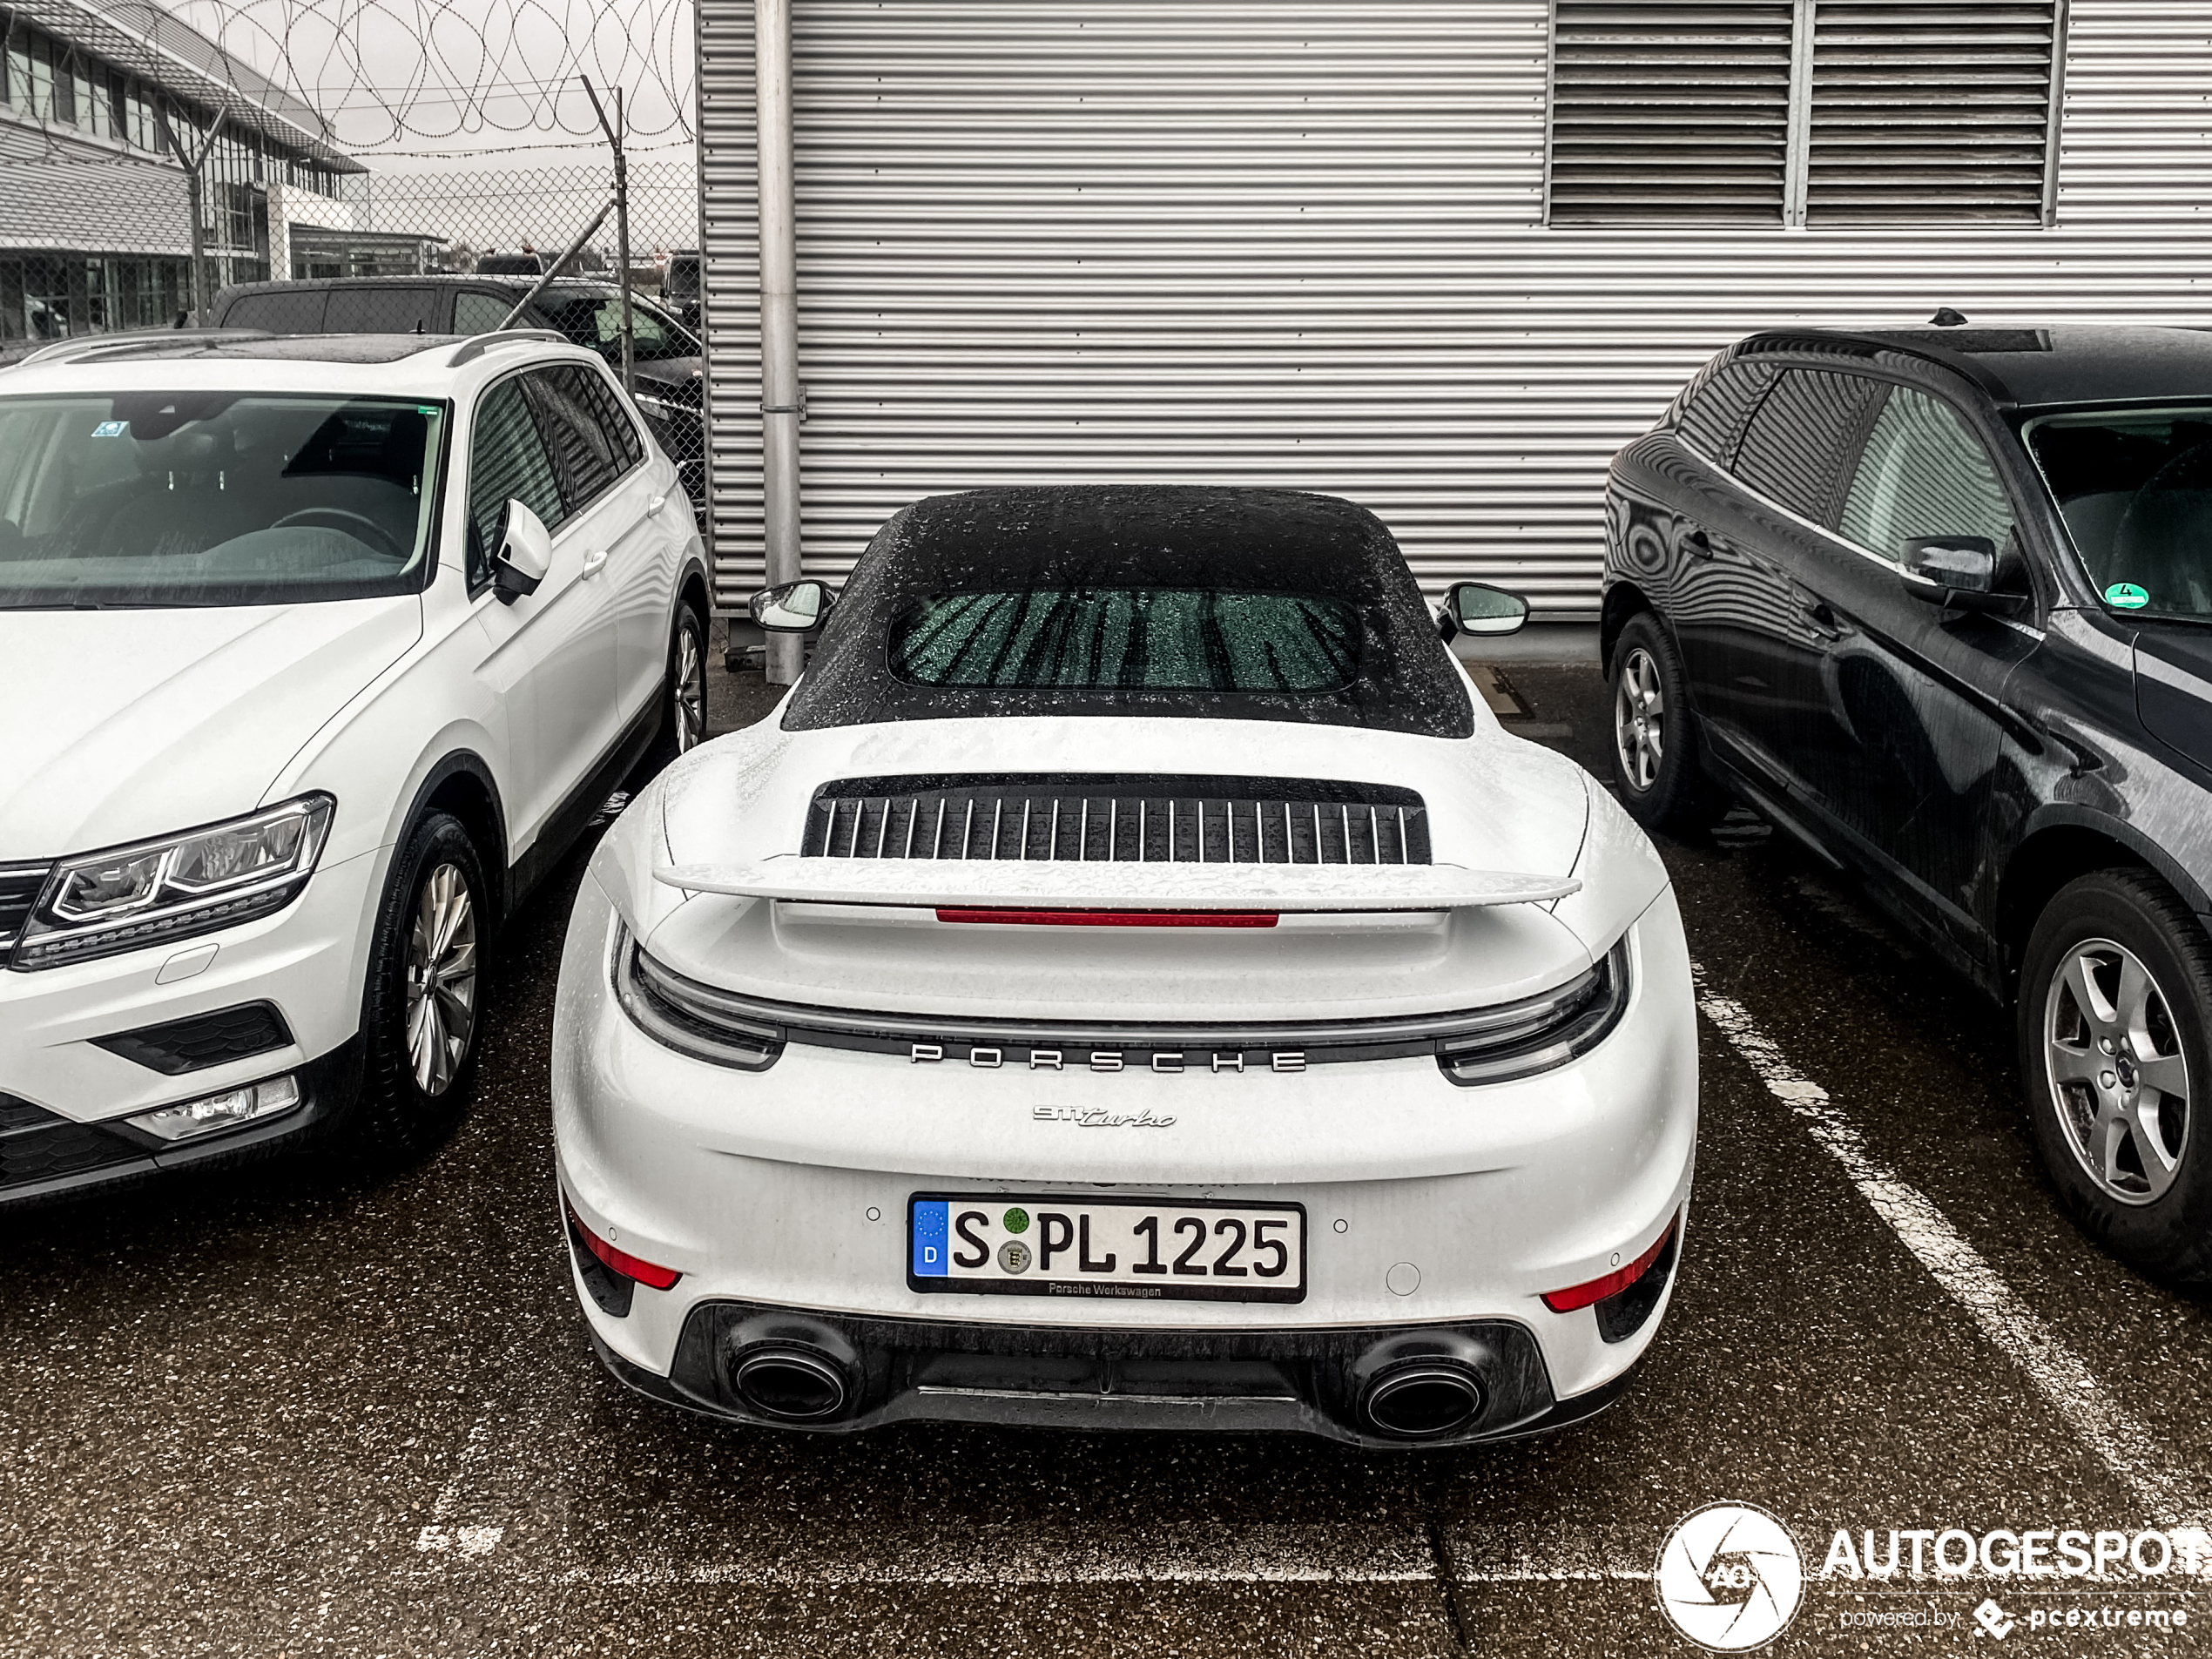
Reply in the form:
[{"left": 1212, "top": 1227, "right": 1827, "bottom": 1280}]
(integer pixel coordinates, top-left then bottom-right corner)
[{"left": 150, "top": 0, "right": 695, "bottom": 154}]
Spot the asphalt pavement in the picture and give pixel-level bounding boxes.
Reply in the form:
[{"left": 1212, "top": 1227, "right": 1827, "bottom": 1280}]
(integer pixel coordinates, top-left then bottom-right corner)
[{"left": 6, "top": 641, "right": 2212, "bottom": 1656}]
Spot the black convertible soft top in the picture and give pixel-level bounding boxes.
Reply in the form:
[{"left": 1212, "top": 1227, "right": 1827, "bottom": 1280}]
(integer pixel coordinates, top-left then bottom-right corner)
[{"left": 780, "top": 486, "right": 1474, "bottom": 738}]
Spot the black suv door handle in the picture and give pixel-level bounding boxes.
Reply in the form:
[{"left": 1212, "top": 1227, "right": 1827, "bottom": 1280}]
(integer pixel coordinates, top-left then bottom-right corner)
[
  {"left": 1679, "top": 527, "right": 1714, "bottom": 560},
  {"left": 1800, "top": 597, "right": 1843, "bottom": 637}
]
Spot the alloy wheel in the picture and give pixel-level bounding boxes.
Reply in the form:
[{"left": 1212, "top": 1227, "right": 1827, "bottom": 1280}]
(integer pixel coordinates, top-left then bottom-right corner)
[
  {"left": 1614, "top": 647, "right": 1664, "bottom": 792},
  {"left": 2044, "top": 936, "right": 2191, "bottom": 1205},
  {"left": 674, "top": 621, "right": 706, "bottom": 753},
  {"left": 405, "top": 861, "right": 479, "bottom": 1097}
]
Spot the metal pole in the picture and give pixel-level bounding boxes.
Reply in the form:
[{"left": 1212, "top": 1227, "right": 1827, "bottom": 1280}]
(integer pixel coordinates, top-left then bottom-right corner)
[
  {"left": 756, "top": 0, "right": 802, "bottom": 685},
  {"left": 185, "top": 164, "right": 207, "bottom": 325},
  {"left": 495, "top": 199, "right": 616, "bottom": 329},
  {"left": 175, "top": 105, "right": 226, "bottom": 327},
  {"left": 582, "top": 76, "right": 635, "bottom": 394}
]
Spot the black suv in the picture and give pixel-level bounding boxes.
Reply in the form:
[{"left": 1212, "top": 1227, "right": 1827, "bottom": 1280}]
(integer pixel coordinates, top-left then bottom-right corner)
[
  {"left": 1605, "top": 324, "right": 2212, "bottom": 1280},
  {"left": 207, "top": 275, "right": 705, "bottom": 519}
]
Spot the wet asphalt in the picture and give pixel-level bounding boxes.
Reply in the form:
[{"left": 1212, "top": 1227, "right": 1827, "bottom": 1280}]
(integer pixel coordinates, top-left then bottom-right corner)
[{"left": 5, "top": 646, "right": 2212, "bottom": 1656}]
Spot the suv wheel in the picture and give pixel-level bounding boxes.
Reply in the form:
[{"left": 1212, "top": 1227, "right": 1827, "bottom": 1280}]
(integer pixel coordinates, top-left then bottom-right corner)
[
  {"left": 352, "top": 811, "right": 487, "bottom": 1162},
  {"left": 2020, "top": 869, "right": 2212, "bottom": 1281},
  {"left": 660, "top": 604, "right": 707, "bottom": 760},
  {"left": 1608, "top": 611, "right": 1718, "bottom": 833}
]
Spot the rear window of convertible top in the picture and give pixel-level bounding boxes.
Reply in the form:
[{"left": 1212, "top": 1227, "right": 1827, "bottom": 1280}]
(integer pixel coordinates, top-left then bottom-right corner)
[{"left": 887, "top": 588, "right": 1362, "bottom": 694}]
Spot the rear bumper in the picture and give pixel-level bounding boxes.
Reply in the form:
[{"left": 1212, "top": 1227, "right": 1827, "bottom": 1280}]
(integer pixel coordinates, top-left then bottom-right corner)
[
  {"left": 580, "top": 1295, "right": 1649, "bottom": 1449},
  {"left": 553, "top": 868, "right": 1701, "bottom": 1438}
]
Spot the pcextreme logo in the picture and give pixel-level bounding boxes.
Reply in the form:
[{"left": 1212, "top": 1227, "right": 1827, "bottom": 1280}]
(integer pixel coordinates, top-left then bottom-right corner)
[{"left": 1655, "top": 1502, "right": 1807, "bottom": 1651}]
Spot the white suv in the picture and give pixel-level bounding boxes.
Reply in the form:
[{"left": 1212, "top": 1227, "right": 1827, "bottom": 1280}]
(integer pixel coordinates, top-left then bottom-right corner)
[{"left": 0, "top": 328, "right": 710, "bottom": 1203}]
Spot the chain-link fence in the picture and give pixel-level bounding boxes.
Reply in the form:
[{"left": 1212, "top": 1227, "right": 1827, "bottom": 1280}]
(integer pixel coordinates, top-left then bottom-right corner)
[{"left": 205, "top": 159, "right": 709, "bottom": 529}]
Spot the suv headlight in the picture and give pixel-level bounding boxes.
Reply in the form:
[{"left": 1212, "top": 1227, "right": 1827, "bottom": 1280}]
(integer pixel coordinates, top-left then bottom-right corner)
[{"left": 13, "top": 794, "right": 334, "bottom": 970}]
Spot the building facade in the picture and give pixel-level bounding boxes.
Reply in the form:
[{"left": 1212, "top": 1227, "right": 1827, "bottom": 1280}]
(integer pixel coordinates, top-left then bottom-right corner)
[
  {"left": 691, "top": 0, "right": 2212, "bottom": 618},
  {"left": 0, "top": 0, "right": 361, "bottom": 350}
]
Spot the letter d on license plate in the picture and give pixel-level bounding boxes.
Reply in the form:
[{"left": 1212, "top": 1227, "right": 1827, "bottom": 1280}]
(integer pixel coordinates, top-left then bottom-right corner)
[{"left": 907, "top": 1193, "right": 1305, "bottom": 1304}]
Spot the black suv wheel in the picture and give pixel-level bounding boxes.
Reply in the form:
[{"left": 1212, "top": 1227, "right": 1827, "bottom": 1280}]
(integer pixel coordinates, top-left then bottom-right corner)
[
  {"left": 2020, "top": 869, "right": 2212, "bottom": 1282},
  {"left": 1608, "top": 611, "right": 1719, "bottom": 833}
]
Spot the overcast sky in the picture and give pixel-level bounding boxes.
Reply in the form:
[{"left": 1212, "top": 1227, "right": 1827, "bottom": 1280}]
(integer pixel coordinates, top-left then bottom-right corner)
[{"left": 154, "top": 0, "right": 696, "bottom": 165}]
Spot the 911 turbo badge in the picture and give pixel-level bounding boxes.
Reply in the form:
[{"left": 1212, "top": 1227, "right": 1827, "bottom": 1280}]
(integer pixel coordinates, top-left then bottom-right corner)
[
  {"left": 1029, "top": 1105, "right": 1179, "bottom": 1128},
  {"left": 556, "top": 484, "right": 1699, "bottom": 1448}
]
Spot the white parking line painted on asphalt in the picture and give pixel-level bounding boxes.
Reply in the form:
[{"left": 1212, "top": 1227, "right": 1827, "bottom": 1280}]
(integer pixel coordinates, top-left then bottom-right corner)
[
  {"left": 1449, "top": 1526, "right": 1650, "bottom": 1583},
  {"left": 553, "top": 1524, "right": 1439, "bottom": 1585},
  {"left": 414, "top": 1409, "right": 508, "bottom": 1556},
  {"left": 1695, "top": 966, "right": 2212, "bottom": 1534}
]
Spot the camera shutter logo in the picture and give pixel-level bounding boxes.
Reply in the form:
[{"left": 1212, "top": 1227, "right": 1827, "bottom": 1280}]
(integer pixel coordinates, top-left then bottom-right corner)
[{"left": 1654, "top": 1502, "right": 1805, "bottom": 1650}]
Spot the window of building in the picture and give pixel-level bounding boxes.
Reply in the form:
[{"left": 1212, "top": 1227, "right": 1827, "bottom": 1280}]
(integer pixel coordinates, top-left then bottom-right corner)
[{"left": 1547, "top": 0, "right": 2064, "bottom": 226}]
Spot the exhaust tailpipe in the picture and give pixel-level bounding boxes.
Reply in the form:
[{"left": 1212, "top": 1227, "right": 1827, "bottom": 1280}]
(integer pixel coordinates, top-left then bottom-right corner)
[
  {"left": 1360, "top": 1360, "right": 1485, "bottom": 1439},
  {"left": 732, "top": 1346, "right": 851, "bottom": 1420}
]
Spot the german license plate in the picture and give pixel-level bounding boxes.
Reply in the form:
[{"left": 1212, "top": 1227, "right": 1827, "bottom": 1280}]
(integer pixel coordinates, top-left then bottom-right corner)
[{"left": 908, "top": 1194, "right": 1306, "bottom": 1303}]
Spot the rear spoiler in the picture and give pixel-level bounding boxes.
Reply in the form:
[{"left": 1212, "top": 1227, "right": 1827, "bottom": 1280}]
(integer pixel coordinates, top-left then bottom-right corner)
[{"left": 653, "top": 856, "right": 1578, "bottom": 911}]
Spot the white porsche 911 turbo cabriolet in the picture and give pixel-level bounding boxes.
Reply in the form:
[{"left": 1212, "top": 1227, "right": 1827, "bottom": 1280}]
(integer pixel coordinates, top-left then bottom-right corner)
[{"left": 551, "top": 485, "right": 1696, "bottom": 1447}]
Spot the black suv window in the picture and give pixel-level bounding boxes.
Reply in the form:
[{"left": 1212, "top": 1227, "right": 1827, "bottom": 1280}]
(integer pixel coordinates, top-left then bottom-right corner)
[
  {"left": 1676, "top": 361, "right": 1779, "bottom": 466},
  {"left": 1841, "top": 386, "right": 2016, "bottom": 566},
  {"left": 1733, "top": 368, "right": 1883, "bottom": 527},
  {"left": 466, "top": 377, "right": 565, "bottom": 590},
  {"left": 323, "top": 287, "right": 442, "bottom": 333},
  {"left": 223, "top": 288, "right": 329, "bottom": 332}
]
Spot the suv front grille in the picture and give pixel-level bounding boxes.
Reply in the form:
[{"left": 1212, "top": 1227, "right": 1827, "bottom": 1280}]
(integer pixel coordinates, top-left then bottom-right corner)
[
  {"left": 801, "top": 775, "right": 1430, "bottom": 866},
  {"left": 0, "top": 863, "right": 51, "bottom": 953},
  {"left": 0, "top": 1095, "right": 145, "bottom": 1190}
]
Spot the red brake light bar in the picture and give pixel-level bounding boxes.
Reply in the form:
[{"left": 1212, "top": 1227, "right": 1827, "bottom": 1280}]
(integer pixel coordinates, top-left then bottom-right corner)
[
  {"left": 565, "top": 1200, "right": 682, "bottom": 1291},
  {"left": 936, "top": 907, "right": 1278, "bottom": 928},
  {"left": 1541, "top": 1216, "right": 1677, "bottom": 1313}
]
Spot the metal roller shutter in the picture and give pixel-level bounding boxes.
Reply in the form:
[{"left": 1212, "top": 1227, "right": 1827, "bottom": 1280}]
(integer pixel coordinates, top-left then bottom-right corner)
[
  {"left": 1548, "top": 1, "right": 1796, "bottom": 224},
  {"left": 694, "top": 0, "right": 2212, "bottom": 621},
  {"left": 1809, "top": 0, "right": 2063, "bottom": 222}
]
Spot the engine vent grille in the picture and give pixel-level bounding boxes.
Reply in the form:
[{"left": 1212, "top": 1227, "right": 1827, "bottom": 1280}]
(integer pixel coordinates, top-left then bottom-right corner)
[
  {"left": 0, "top": 862, "right": 51, "bottom": 953},
  {"left": 802, "top": 775, "right": 1431, "bottom": 866}
]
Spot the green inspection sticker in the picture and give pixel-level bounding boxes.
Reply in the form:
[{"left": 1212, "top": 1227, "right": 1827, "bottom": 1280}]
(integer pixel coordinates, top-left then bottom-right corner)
[
  {"left": 2106, "top": 582, "right": 2150, "bottom": 610},
  {"left": 1002, "top": 1206, "right": 1030, "bottom": 1235}
]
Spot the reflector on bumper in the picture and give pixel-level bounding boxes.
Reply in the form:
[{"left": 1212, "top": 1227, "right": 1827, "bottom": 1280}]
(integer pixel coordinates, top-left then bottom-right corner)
[{"left": 1542, "top": 1214, "right": 1678, "bottom": 1313}]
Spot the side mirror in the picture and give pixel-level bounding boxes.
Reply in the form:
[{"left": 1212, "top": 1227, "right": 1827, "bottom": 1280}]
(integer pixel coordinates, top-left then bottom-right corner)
[
  {"left": 493, "top": 499, "right": 553, "bottom": 604},
  {"left": 1438, "top": 581, "right": 1529, "bottom": 639},
  {"left": 750, "top": 578, "right": 838, "bottom": 633},
  {"left": 1901, "top": 536, "right": 1997, "bottom": 604}
]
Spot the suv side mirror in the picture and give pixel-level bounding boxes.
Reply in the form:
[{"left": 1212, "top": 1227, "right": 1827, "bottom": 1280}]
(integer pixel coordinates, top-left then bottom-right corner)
[
  {"left": 750, "top": 578, "right": 838, "bottom": 633},
  {"left": 493, "top": 499, "right": 553, "bottom": 604},
  {"left": 1899, "top": 536, "right": 2025, "bottom": 615},
  {"left": 1902, "top": 536, "right": 1997, "bottom": 594},
  {"left": 1438, "top": 581, "right": 1529, "bottom": 639}
]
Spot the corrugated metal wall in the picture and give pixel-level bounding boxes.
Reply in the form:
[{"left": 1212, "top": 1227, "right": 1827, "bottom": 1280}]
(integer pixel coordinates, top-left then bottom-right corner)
[{"left": 696, "top": 1, "right": 2212, "bottom": 619}]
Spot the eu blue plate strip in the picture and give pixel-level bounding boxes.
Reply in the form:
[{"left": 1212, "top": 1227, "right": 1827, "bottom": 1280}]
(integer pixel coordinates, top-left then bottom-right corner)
[{"left": 910, "top": 1199, "right": 949, "bottom": 1276}]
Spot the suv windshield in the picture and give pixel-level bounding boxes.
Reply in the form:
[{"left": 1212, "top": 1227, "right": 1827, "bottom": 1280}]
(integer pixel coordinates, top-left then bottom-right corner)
[
  {"left": 2028, "top": 406, "right": 2212, "bottom": 619},
  {"left": 889, "top": 588, "right": 1362, "bottom": 692},
  {"left": 0, "top": 393, "right": 443, "bottom": 608},
  {"left": 532, "top": 290, "right": 698, "bottom": 364}
]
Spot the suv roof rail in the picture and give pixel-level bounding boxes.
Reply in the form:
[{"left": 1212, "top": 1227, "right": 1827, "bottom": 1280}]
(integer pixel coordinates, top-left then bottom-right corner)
[
  {"left": 11, "top": 327, "right": 273, "bottom": 369},
  {"left": 446, "top": 328, "right": 566, "bottom": 368}
]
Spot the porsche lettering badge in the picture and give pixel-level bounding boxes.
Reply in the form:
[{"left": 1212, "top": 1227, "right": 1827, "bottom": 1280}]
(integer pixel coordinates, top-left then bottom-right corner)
[{"left": 910, "top": 1042, "right": 1305, "bottom": 1074}]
